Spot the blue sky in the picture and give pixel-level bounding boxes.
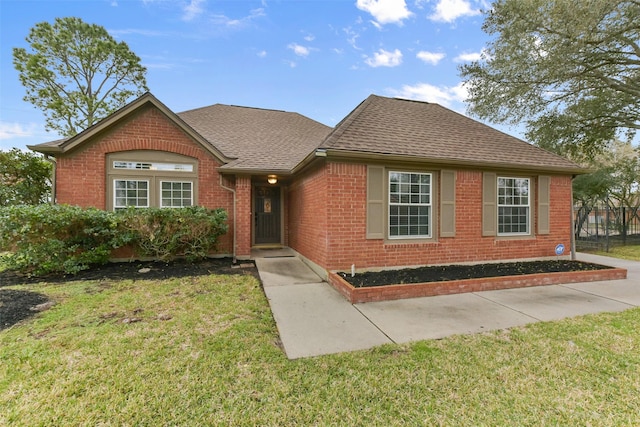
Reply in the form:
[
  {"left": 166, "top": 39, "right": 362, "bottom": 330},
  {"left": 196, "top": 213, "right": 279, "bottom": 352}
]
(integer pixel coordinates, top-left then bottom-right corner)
[{"left": 0, "top": 0, "right": 505, "bottom": 151}]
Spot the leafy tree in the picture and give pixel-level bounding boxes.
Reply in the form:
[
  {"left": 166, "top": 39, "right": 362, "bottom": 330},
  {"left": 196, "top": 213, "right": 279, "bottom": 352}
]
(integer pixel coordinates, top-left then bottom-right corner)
[
  {"left": 573, "top": 140, "right": 639, "bottom": 205},
  {"left": 13, "top": 17, "right": 148, "bottom": 137},
  {"left": 460, "top": 0, "right": 640, "bottom": 161},
  {"left": 0, "top": 149, "right": 52, "bottom": 206}
]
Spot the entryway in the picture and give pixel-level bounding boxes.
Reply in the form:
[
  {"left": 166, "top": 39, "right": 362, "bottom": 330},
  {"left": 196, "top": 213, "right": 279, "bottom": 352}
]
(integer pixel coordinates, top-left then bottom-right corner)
[{"left": 254, "top": 185, "right": 281, "bottom": 245}]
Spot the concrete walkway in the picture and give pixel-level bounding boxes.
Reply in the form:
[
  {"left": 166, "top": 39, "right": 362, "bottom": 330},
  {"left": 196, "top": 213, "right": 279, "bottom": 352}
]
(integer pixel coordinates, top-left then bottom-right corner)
[{"left": 255, "top": 251, "right": 640, "bottom": 359}]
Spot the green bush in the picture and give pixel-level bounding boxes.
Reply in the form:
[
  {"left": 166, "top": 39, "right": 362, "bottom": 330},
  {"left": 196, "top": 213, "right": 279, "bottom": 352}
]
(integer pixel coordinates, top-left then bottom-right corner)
[
  {"left": 118, "top": 207, "right": 228, "bottom": 262},
  {"left": 0, "top": 205, "right": 228, "bottom": 276},
  {"left": 0, "top": 204, "right": 124, "bottom": 275}
]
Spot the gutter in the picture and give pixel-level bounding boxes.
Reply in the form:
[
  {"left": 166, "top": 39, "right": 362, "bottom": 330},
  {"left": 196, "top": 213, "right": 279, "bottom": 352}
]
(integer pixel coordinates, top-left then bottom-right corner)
[
  {"left": 219, "top": 175, "right": 237, "bottom": 263},
  {"left": 44, "top": 154, "right": 57, "bottom": 205}
]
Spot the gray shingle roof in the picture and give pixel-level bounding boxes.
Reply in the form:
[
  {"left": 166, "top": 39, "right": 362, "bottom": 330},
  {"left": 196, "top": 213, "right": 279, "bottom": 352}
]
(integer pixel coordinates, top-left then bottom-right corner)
[
  {"left": 178, "top": 104, "right": 331, "bottom": 172},
  {"left": 320, "top": 95, "right": 583, "bottom": 173}
]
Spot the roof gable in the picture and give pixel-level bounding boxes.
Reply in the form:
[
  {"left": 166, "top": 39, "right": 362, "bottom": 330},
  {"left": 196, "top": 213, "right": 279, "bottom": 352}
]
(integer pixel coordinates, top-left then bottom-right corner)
[
  {"left": 320, "top": 95, "right": 584, "bottom": 174},
  {"left": 29, "top": 93, "right": 230, "bottom": 162}
]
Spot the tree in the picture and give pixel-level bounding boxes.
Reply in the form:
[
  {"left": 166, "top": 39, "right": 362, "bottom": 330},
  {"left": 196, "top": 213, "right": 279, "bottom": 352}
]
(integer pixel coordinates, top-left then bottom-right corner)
[
  {"left": 0, "top": 149, "right": 52, "bottom": 206},
  {"left": 459, "top": 0, "right": 640, "bottom": 161},
  {"left": 573, "top": 140, "right": 639, "bottom": 206},
  {"left": 13, "top": 17, "right": 148, "bottom": 137}
]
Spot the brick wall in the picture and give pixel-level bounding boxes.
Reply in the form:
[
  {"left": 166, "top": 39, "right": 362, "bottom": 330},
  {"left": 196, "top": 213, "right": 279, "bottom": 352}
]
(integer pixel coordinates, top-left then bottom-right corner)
[
  {"left": 287, "top": 162, "right": 329, "bottom": 266},
  {"left": 289, "top": 161, "right": 574, "bottom": 271},
  {"left": 54, "top": 104, "right": 235, "bottom": 255}
]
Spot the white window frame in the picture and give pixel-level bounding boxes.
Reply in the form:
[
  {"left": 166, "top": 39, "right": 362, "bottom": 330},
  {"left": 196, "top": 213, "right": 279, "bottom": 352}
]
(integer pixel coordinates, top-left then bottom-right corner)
[
  {"left": 113, "top": 179, "right": 150, "bottom": 209},
  {"left": 497, "top": 177, "right": 531, "bottom": 236},
  {"left": 160, "top": 180, "right": 193, "bottom": 208},
  {"left": 388, "top": 171, "right": 432, "bottom": 239}
]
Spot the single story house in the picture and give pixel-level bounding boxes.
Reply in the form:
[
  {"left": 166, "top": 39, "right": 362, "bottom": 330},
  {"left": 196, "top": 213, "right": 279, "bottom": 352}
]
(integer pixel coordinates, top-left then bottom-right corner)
[{"left": 30, "top": 93, "right": 585, "bottom": 274}]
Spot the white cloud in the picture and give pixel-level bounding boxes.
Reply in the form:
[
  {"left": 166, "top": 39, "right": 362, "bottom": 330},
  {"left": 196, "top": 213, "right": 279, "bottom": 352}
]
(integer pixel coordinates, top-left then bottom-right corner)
[
  {"left": 390, "top": 82, "right": 467, "bottom": 107},
  {"left": 416, "top": 51, "right": 445, "bottom": 65},
  {"left": 356, "top": 0, "right": 413, "bottom": 25},
  {"left": 365, "top": 48, "right": 403, "bottom": 67},
  {"left": 304, "top": 34, "right": 315, "bottom": 42},
  {"left": 257, "top": 50, "right": 267, "bottom": 58},
  {"left": 454, "top": 50, "right": 483, "bottom": 62},
  {"left": 344, "top": 27, "right": 361, "bottom": 50},
  {"left": 288, "top": 43, "right": 311, "bottom": 57},
  {"left": 0, "top": 122, "right": 36, "bottom": 140},
  {"left": 210, "top": 8, "right": 266, "bottom": 28},
  {"left": 429, "top": 0, "right": 480, "bottom": 23},
  {"left": 182, "top": 0, "right": 205, "bottom": 21}
]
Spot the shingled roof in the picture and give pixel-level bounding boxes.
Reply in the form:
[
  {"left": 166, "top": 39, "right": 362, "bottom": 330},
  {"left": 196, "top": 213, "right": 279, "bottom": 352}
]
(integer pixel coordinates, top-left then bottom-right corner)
[
  {"left": 30, "top": 92, "right": 583, "bottom": 175},
  {"left": 178, "top": 104, "right": 331, "bottom": 173},
  {"left": 320, "top": 95, "right": 584, "bottom": 174}
]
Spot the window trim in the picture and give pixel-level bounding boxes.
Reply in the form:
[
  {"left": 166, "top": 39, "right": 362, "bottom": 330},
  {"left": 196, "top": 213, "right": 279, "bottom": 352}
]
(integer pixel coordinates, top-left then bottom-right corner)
[
  {"left": 497, "top": 176, "right": 531, "bottom": 236},
  {"left": 387, "top": 170, "right": 433, "bottom": 240},
  {"left": 106, "top": 151, "right": 198, "bottom": 211}
]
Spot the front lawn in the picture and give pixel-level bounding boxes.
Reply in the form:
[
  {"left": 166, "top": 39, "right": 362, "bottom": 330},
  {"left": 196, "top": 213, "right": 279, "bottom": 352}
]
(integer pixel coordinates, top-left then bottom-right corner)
[
  {"left": 2, "top": 268, "right": 640, "bottom": 425},
  {"left": 594, "top": 245, "right": 640, "bottom": 261}
]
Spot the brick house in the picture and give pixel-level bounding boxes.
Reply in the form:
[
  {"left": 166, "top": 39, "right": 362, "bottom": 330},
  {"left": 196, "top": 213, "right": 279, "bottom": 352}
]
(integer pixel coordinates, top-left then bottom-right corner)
[{"left": 31, "top": 93, "right": 584, "bottom": 274}]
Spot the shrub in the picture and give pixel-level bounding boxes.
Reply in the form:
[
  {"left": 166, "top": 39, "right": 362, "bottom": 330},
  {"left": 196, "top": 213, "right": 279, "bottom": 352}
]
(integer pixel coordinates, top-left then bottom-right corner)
[
  {"left": 118, "top": 207, "right": 228, "bottom": 262},
  {"left": 0, "top": 204, "right": 124, "bottom": 275},
  {"left": 0, "top": 205, "right": 228, "bottom": 276}
]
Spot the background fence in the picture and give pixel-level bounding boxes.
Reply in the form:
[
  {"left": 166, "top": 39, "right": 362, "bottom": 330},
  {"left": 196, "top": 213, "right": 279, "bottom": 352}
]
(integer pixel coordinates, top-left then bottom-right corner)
[{"left": 574, "top": 203, "right": 640, "bottom": 251}]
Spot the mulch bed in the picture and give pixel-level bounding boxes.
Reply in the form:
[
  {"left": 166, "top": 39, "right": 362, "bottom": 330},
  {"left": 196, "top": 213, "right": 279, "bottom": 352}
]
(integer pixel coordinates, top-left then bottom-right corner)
[
  {"left": 0, "top": 257, "right": 257, "bottom": 331},
  {"left": 338, "top": 260, "right": 613, "bottom": 288}
]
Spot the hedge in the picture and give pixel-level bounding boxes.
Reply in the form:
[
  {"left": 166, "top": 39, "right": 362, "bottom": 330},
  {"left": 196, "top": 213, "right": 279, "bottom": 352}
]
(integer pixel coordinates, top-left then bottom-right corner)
[{"left": 0, "top": 205, "right": 228, "bottom": 276}]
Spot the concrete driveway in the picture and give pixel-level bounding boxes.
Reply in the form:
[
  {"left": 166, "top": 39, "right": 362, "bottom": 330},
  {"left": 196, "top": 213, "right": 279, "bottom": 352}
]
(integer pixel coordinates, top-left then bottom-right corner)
[{"left": 255, "top": 252, "right": 639, "bottom": 359}]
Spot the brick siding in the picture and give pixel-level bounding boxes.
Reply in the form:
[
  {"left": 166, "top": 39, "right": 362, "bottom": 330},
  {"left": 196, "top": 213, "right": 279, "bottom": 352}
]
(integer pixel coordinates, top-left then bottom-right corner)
[
  {"left": 288, "top": 161, "right": 575, "bottom": 271},
  {"left": 54, "top": 105, "right": 235, "bottom": 255}
]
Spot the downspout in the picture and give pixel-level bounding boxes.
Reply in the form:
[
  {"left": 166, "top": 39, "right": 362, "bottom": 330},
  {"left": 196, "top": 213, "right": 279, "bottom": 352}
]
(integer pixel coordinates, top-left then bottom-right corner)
[
  {"left": 570, "top": 175, "right": 576, "bottom": 260},
  {"left": 220, "top": 175, "right": 237, "bottom": 263},
  {"left": 44, "top": 154, "right": 57, "bottom": 205}
]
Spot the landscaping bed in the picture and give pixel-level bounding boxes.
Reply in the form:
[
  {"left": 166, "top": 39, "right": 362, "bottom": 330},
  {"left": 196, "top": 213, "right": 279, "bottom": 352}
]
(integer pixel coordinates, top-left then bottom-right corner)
[{"left": 330, "top": 260, "right": 628, "bottom": 303}]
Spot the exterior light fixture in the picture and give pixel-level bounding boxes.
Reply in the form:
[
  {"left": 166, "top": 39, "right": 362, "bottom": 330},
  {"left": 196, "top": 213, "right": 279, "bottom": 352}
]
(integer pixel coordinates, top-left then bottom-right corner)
[{"left": 267, "top": 174, "right": 278, "bottom": 184}]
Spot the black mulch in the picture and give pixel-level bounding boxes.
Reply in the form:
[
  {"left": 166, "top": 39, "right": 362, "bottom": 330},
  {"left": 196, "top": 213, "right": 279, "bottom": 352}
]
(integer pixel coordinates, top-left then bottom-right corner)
[
  {"left": 338, "top": 260, "right": 614, "bottom": 288},
  {"left": 0, "top": 257, "right": 258, "bottom": 330}
]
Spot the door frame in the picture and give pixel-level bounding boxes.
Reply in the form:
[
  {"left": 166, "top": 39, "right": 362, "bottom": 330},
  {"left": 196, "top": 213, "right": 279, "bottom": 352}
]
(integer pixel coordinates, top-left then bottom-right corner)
[{"left": 252, "top": 184, "right": 284, "bottom": 246}]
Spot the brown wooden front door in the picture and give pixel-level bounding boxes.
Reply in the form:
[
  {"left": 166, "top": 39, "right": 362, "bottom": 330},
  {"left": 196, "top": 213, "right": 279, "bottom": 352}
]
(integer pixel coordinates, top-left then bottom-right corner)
[{"left": 254, "top": 186, "right": 281, "bottom": 244}]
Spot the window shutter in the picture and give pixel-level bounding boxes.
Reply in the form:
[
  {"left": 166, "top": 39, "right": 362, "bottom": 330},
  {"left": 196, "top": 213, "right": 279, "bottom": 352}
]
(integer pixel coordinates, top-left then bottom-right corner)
[
  {"left": 366, "top": 165, "right": 385, "bottom": 239},
  {"left": 440, "top": 170, "right": 456, "bottom": 237},
  {"left": 538, "top": 175, "right": 551, "bottom": 235},
  {"left": 482, "top": 172, "right": 497, "bottom": 236}
]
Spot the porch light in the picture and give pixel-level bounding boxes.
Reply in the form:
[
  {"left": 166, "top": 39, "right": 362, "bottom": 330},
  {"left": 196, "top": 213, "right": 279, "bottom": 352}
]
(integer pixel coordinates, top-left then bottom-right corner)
[{"left": 267, "top": 174, "right": 278, "bottom": 184}]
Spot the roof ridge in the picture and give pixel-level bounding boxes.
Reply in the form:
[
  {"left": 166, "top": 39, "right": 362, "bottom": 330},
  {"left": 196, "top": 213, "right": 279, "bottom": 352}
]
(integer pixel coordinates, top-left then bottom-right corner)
[
  {"left": 320, "top": 94, "right": 377, "bottom": 148},
  {"left": 178, "top": 103, "right": 291, "bottom": 115}
]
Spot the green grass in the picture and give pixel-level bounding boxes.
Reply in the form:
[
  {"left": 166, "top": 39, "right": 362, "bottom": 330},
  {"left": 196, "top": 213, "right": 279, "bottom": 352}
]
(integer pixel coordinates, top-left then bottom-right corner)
[
  {"left": 592, "top": 245, "right": 640, "bottom": 261},
  {"left": 2, "top": 271, "right": 640, "bottom": 425}
]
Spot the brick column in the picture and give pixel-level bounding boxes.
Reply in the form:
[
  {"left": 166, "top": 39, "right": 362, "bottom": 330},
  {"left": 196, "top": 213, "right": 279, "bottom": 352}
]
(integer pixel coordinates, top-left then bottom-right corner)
[{"left": 235, "top": 176, "right": 252, "bottom": 258}]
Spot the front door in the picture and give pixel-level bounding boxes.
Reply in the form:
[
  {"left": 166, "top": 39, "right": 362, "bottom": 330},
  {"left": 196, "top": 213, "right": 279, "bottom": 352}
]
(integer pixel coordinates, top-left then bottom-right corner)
[{"left": 254, "top": 186, "right": 281, "bottom": 245}]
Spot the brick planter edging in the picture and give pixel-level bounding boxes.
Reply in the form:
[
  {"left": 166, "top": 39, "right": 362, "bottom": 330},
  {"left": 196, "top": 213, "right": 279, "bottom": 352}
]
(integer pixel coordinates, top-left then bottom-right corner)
[{"left": 327, "top": 268, "right": 628, "bottom": 304}]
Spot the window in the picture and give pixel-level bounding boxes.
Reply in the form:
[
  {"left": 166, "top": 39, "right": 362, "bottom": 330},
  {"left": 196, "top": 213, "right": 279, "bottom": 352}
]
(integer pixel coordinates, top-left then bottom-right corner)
[
  {"left": 497, "top": 177, "right": 530, "bottom": 235},
  {"left": 389, "top": 171, "right": 431, "bottom": 238},
  {"left": 114, "top": 180, "right": 149, "bottom": 209},
  {"left": 107, "top": 151, "right": 198, "bottom": 210},
  {"left": 113, "top": 161, "right": 193, "bottom": 172},
  {"left": 161, "top": 181, "right": 193, "bottom": 208}
]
